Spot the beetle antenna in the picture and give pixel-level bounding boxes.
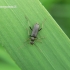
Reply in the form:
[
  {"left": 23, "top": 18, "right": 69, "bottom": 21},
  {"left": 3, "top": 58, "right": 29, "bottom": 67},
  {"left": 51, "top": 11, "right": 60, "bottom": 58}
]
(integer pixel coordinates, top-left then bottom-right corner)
[
  {"left": 25, "top": 15, "right": 30, "bottom": 27},
  {"left": 26, "top": 28, "right": 30, "bottom": 35},
  {"left": 41, "top": 18, "right": 47, "bottom": 28}
]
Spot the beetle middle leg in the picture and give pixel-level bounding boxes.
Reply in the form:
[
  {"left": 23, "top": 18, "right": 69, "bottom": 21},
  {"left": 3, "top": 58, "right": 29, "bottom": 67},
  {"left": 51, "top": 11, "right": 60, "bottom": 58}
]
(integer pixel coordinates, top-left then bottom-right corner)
[{"left": 36, "top": 37, "right": 45, "bottom": 43}]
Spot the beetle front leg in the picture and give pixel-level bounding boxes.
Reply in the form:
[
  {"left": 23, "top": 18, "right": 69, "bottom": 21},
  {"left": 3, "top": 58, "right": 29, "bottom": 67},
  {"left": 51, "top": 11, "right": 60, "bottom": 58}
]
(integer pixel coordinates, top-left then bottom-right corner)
[
  {"left": 29, "top": 26, "right": 32, "bottom": 30},
  {"left": 38, "top": 28, "right": 42, "bottom": 31}
]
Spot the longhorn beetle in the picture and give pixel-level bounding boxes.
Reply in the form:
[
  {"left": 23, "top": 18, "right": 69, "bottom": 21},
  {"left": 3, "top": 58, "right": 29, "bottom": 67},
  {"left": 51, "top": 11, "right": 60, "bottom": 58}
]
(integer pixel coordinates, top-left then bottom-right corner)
[
  {"left": 25, "top": 16, "right": 46, "bottom": 45},
  {"left": 29, "top": 23, "right": 42, "bottom": 45}
]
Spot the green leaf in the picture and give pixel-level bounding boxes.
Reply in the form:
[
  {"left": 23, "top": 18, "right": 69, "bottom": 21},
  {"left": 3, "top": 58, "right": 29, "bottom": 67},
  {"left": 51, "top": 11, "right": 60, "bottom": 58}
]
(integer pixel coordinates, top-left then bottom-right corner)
[
  {"left": 49, "top": 4, "right": 70, "bottom": 38},
  {"left": 0, "top": 0, "right": 70, "bottom": 70},
  {"left": 0, "top": 45, "right": 20, "bottom": 70}
]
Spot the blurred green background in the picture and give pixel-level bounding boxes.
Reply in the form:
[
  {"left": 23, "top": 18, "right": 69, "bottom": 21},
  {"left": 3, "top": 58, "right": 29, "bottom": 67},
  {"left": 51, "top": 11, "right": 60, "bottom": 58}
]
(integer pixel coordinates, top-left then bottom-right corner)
[
  {"left": 40, "top": 0, "right": 70, "bottom": 38},
  {"left": 0, "top": 0, "right": 70, "bottom": 70}
]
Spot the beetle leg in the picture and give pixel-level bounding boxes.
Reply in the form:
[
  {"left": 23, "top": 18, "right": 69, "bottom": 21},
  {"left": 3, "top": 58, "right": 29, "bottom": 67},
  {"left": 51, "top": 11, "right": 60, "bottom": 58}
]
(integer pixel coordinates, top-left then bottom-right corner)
[
  {"left": 17, "top": 38, "right": 30, "bottom": 51},
  {"left": 36, "top": 40, "right": 42, "bottom": 43},
  {"left": 29, "top": 26, "right": 32, "bottom": 30},
  {"left": 36, "top": 37, "right": 42, "bottom": 43},
  {"left": 36, "top": 37, "right": 45, "bottom": 40},
  {"left": 38, "top": 28, "right": 42, "bottom": 31}
]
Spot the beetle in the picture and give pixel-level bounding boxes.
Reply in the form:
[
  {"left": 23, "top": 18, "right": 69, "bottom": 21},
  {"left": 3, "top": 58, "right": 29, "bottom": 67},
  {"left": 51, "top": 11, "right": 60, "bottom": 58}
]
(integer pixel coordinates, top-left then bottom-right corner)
[
  {"left": 25, "top": 16, "right": 46, "bottom": 45},
  {"left": 29, "top": 23, "right": 42, "bottom": 45}
]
